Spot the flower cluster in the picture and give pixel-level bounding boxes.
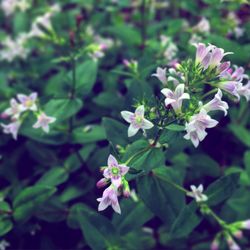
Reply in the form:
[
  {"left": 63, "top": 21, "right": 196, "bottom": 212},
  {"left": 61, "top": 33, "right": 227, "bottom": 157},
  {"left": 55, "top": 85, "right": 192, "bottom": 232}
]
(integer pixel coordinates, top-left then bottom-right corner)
[
  {"left": 0, "top": 4, "right": 60, "bottom": 62},
  {"left": 210, "top": 219, "right": 250, "bottom": 250},
  {"left": 96, "top": 155, "right": 130, "bottom": 214},
  {"left": 151, "top": 42, "right": 249, "bottom": 147},
  {"left": 1, "top": 0, "right": 30, "bottom": 16},
  {"left": 1, "top": 93, "right": 56, "bottom": 140}
]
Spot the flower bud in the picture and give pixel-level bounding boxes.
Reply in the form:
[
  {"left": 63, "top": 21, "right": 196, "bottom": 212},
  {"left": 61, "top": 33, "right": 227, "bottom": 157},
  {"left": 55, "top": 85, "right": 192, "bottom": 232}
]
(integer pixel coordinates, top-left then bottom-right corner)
[
  {"left": 210, "top": 239, "right": 219, "bottom": 250},
  {"left": 69, "top": 31, "right": 75, "bottom": 47},
  {"left": 233, "top": 230, "right": 243, "bottom": 239},
  {"left": 123, "top": 180, "right": 131, "bottom": 198},
  {"left": 96, "top": 178, "right": 108, "bottom": 188}
]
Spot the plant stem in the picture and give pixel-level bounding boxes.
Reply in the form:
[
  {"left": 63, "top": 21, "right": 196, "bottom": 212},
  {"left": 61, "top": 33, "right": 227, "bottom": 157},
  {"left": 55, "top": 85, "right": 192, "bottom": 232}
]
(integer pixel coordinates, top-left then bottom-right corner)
[{"left": 201, "top": 88, "right": 217, "bottom": 99}]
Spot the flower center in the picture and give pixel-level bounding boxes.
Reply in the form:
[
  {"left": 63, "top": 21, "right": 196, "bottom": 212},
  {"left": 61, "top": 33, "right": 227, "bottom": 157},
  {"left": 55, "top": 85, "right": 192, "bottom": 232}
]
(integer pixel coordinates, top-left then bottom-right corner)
[
  {"left": 135, "top": 116, "right": 143, "bottom": 124},
  {"left": 25, "top": 99, "right": 33, "bottom": 107},
  {"left": 111, "top": 167, "right": 119, "bottom": 175}
]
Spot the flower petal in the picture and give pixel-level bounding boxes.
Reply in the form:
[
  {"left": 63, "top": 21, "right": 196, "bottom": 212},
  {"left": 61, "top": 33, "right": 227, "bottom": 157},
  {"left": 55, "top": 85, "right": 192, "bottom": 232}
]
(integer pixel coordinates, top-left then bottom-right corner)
[
  {"left": 108, "top": 154, "right": 118, "bottom": 167},
  {"left": 135, "top": 105, "right": 144, "bottom": 117},
  {"left": 128, "top": 124, "right": 139, "bottom": 137},
  {"left": 119, "top": 165, "right": 129, "bottom": 175},
  {"left": 142, "top": 118, "right": 154, "bottom": 129},
  {"left": 121, "top": 111, "right": 134, "bottom": 123}
]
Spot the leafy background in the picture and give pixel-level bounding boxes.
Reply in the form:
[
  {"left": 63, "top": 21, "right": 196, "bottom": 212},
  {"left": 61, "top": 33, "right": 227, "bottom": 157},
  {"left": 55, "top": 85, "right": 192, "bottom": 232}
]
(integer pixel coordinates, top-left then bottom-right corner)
[{"left": 0, "top": 0, "right": 250, "bottom": 249}]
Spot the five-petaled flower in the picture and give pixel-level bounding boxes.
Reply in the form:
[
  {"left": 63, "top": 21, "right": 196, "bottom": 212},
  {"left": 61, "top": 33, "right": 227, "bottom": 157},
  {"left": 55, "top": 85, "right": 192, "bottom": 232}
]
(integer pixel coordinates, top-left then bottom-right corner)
[
  {"left": 121, "top": 105, "right": 154, "bottom": 137},
  {"left": 184, "top": 108, "right": 218, "bottom": 147},
  {"left": 33, "top": 112, "right": 56, "bottom": 133},
  {"left": 187, "top": 184, "right": 208, "bottom": 203},
  {"left": 103, "top": 154, "right": 129, "bottom": 188},
  {"left": 17, "top": 92, "right": 38, "bottom": 112},
  {"left": 3, "top": 98, "right": 23, "bottom": 119},
  {"left": 161, "top": 84, "right": 190, "bottom": 113}
]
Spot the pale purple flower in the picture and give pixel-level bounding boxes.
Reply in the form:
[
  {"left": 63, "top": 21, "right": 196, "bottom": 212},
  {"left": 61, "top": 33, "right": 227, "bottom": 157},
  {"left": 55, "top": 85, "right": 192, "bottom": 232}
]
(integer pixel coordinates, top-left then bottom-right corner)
[
  {"left": 187, "top": 184, "right": 208, "bottom": 202},
  {"left": 102, "top": 154, "right": 129, "bottom": 188},
  {"left": 3, "top": 98, "right": 23, "bottom": 119},
  {"left": 231, "top": 66, "right": 249, "bottom": 82},
  {"left": 241, "top": 219, "right": 250, "bottom": 229},
  {"left": 17, "top": 92, "right": 37, "bottom": 112},
  {"left": 209, "top": 47, "right": 233, "bottom": 69},
  {"left": 184, "top": 109, "right": 218, "bottom": 147},
  {"left": 193, "top": 17, "right": 210, "bottom": 33},
  {"left": 97, "top": 185, "right": 121, "bottom": 214},
  {"left": 194, "top": 43, "right": 214, "bottom": 64},
  {"left": 202, "top": 89, "right": 229, "bottom": 116},
  {"left": 1, "top": 120, "right": 21, "bottom": 140},
  {"left": 237, "top": 81, "right": 250, "bottom": 101},
  {"left": 121, "top": 105, "right": 154, "bottom": 137},
  {"left": 218, "top": 61, "right": 231, "bottom": 74},
  {"left": 218, "top": 81, "right": 240, "bottom": 100},
  {"left": 227, "top": 236, "right": 241, "bottom": 250},
  {"left": 233, "top": 230, "right": 243, "bottom": 239},
  {"left": 33, "top": 112, "right": 56, "bottom": 133},
  {"left": 161, "top": 84, "right": 190, "bottom": 113},
  {"left": 152, "top": 67, "right": 167, "bottom": 85}
]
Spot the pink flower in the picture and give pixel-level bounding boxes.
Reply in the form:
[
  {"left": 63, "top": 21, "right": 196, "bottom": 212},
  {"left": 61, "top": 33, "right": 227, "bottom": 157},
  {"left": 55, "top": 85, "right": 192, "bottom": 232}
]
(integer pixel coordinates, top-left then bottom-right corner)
[
  {"left": 1, "top": 120, "right": 21, "bottom": 140},
  {"left": 187, "top": 184, "right": 208, "bottom": 202},
  {"left": 202, "top": 89, "right": 229, "bottom": 116},
  {"left": 121, "top": 105, "right": 154, "bottom": 137},
  {"left": 237, "top": 81, "right": 250, "bottom": 101},
  {"left": 97, "top": 185, "right": 121, "bottom": 214},
  {"left": 184, "top": 109, "right": 218, "bottom": 147},
  {"left": 194, "top": 43, "right": 214, "bottom": 65},
  {"left": 218, "top": 61, "right": 231, "bottom": 74},
  {"left": 17, "top": 92, "right": 37, "bottom": 112},
  {"left": 103, "top": 154, "right": 129, "bottom": 188},
  {"left": 161, "top": 84, "right": 190, "bottom": 113},
  {"left": 96, "top": 178, "right": 109, "bottom": 188},
  {"left": 33, "top": 112, "right": 56, "bottom": 133},
  {"left": 209, "top": 47, "right": 233, "bottom": 69},
  {"left": 152, "top": 67, "right": 167, "bottom": 85}
]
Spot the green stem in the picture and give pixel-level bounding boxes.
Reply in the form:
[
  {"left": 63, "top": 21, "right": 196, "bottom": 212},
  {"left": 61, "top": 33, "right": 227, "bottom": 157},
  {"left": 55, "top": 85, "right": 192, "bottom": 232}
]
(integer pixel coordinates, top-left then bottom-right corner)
[
  {"left": 155, "top": 174, "right": 189, "bottom": 193},
  {"left": 125, "top": 146, "right": 151, "bottom": 165},
  {"left": 201, "top": 88, "right": 217, "bottom": 99}
]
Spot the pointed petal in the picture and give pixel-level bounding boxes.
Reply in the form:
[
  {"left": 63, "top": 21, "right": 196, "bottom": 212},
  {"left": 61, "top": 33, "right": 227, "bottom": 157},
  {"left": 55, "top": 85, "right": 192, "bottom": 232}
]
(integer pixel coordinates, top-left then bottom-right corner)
[
  {"left": 179, "top": 93, "right": 190, "bottom": 100},
  {"left": 142, "top": 118, "right": 154, "bottom": 129},
  {"left": 121, "top": 111, "right": 134, "bottom": 123},
  {"left": 128, "top": 124, "right": 139, "bottom": 137},
  {"left": 174, "top": 84, "right": 185, "bottom": 98},
  {"left": 119, "top": 165, "right": 129, "bottom": 175},
  {"left": 103, "top": 168, "right": 112, "bottom": 179},
  {"left": 135, "top": 105, "right": 144, "bottom": 117},
  {"left": 161, "top": 88, "right": 173, "bottom": 97},
  {"left": 108, "top": 154, "right": 118, "bottom": 167},
  {"left": 112, "top": 200, "right": 121, "bottom": 214},
  {"left": 17, "top": 94, "right": 27, "bottom": 103}
]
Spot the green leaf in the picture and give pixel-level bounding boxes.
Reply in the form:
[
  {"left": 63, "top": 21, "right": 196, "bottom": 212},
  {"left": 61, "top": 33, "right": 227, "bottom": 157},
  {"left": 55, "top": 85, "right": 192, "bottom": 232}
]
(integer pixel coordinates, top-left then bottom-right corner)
[
  {"left": 244, "top": 151, "right": 250, "bottom": 177},
  {"left": 13, "top": 185, "right": 57, "bottom": 222},
  {"left": 74, "top": 60, "right": 98, "bottom": 96},
  {"left": 93, "top": 91, "right": 123, "bottom": 109},
  {"left": 112, "top": 199, "right": 153, "bottom": 235},
  {"left": 165, "top": 124, "right": 185, "bottom": 132},
  {"left": 170, "top": 202, "right": 202, "bottom": 238},
  {"left": 72, "top": 125, "right": 106, "bottom": 144},
  {"left": 206, "top": 173, "right": 240, "bottom": 206},
  {"left": 44, "top": 98, "right": 83, "bottom": 122},
  {"left": 36, "top": 167, "right": 69, "bottom": 187},
  {"left": 67, "top": 203, "right": 120, "bottom": 250},
  {"left": 137, "top": 167, "right": 185, "bottom": 227},
  {"left": 102, "top": 117, "right": 130, "bottom": 147},
  {"left": 229, "top": 124, "right": 250, "bottom": 147},
  {"left": 0, "top": 202, "right": 13, "bottom": 236}
]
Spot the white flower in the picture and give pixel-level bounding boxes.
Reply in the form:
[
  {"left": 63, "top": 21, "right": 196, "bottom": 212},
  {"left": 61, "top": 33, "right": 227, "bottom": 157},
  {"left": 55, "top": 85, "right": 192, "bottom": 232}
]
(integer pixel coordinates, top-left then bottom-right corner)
[
  {"left": 0, "top": 240, "right": 10, "bottom": 250},
  {"left": 193, "top": 17, "right": 210, "bottom": 33},
  {"left": 17, "top": 93, "right": 38, "bottom": 112},
  {"left": 184, "top": 109, "right": 218, "bottom": 147},
  {"left": 202, "top": 89, "right": 229, "bottom": 116},
  {"left": 1, "top": 120, "right": 21, "bottom": 140},
  {"left": 167, "top": 68, "right": 185, "bottom": 86},
  {"left": 187, "top": 184, "right": 208, "bottom": 202},
  {"left": 161, "top": 84, "right": 190, "bottom": 113},
  {"left": 218, "top": 81, "right": 240, "bottom": 100},
  {"left": 3, "top": 98, "right": 23, "bottom": 119},
  {"left": 152, "top": 67, "right": 167, "bottom": 85},
  {"left": 33, "top": 112, "right": 56, "bottom": 133},
  {"left": 121, "top": 105, "right": 154, "bottom": 137}
]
